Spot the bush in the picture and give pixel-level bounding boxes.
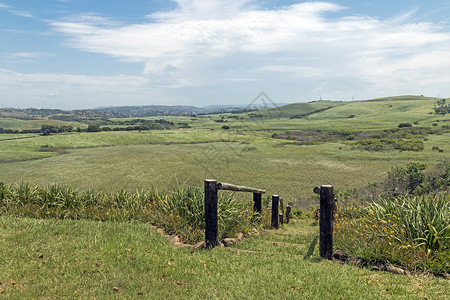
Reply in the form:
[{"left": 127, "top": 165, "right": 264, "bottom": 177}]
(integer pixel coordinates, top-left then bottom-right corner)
[{"left": 398, "top": 123, "right": 412, "bottom": 128}]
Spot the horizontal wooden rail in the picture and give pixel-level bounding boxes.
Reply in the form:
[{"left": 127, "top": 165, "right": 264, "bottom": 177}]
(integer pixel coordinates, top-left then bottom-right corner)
[{"left": 217, "top": 182, "right": 266, "bottom": 194}]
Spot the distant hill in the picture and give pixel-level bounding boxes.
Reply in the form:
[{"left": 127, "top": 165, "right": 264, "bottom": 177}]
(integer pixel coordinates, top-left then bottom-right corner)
[
  {"left": 0, "top": 95, "right": 445, "bottom": 122},
  {"left": 0, "top": 103, "right": 288, "bottom": 120},
  {"left": 254, "top": 95, "right": 442, "bottom": 120}
]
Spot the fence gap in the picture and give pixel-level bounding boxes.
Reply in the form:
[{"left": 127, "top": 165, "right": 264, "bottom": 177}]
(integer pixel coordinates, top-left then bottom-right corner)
[{"left": 253, "top": 192, "right": 262, "bottom": 215}]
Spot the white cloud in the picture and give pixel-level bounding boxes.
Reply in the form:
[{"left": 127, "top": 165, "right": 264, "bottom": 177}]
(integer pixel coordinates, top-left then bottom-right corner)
[
  {"left": 50, "top": 1, "right": 450, "bottom": 74},
  {"left": 10, "top": 10, "right": 33, "bottom": 18},
  {"left": 0, "top": 69, "right": 148, "bottom": 86},
  {"left": 0, "top": 2, "right": 33, "bottom": 17},
  {"left": 0, "top": 69, "right": 157, "bottom": 109},
  {"left": 5, "top": 0, "right": 450, "bottom": 107}
]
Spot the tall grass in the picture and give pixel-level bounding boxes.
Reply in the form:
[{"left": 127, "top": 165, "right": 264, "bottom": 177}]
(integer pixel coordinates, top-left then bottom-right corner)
[
  {"left": 334, "top": 194, "right": 450, "bottom": 275},
  {"left": 0, "top": 182, "right": 256, "bottom": 244},
  {"left": 368, "top": 195, "right": 449, "bottom": 251}
]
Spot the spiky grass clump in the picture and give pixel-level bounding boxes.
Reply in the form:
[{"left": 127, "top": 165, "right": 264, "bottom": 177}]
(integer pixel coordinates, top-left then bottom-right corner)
[
  {"left": 0, "top": 182, "right": 256, "bottom": 244},
  {"left": 334, "top": 194, "right": 450, "bottom": 275}
]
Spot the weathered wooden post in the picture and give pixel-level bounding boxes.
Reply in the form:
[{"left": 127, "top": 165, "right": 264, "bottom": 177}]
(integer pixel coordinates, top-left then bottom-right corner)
[
  {"left": 279, "top": 213, "right": 284, "bottom": 225},
  {"left": 285, "top": 205, "right": 291, "bottom": 223},
  {"left": 204, "top": 179, "right": 219, "bottom": 248},
  {"left": 253, "top": 192, "right": 262, "bottom": 216},
  {"left": 319, "top": 185, "right": 334, "bottom": 259},
  {"left": 271, "top": 195, "right": 279, "bottom": 229}
]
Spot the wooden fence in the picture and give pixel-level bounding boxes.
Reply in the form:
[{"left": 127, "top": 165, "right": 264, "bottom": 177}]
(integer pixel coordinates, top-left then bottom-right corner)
[
  {"left": 204, "top": 179, "right": 332, "bottom": 258},
  {"left": 204, "top": 179, "right": 275, "bottom": 248}
]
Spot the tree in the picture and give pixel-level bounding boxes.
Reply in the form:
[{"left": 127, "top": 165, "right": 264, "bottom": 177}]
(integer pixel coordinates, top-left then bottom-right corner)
[
  {"left": 41, "top": 125, "right": 58, "bottom": 136},
  {"left": 87, "top": 124, "right": 101, "bottom": 132}
]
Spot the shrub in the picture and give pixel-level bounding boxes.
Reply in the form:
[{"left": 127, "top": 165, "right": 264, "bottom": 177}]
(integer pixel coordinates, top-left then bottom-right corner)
[{"left": 398, "top": 123, "right": 412, "bottom": 128}]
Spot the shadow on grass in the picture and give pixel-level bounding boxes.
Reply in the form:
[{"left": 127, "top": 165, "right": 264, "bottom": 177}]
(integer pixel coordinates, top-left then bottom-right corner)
[{"left": 303, "top": 235, "right": 321, "bottom": 262}]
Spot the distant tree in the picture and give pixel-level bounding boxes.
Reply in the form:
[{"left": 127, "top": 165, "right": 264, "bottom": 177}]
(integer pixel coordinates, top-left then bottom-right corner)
[
  {"left": 58, "top": 125, "right": 73, "bottom": 133},
  {"left": 434, "top": 99, "right": 449, "bottom": 115},
  {"left": 87, "top": 124, "right": 101, "bottom": 132},
  {"left": 41, "top": 125, "right": 58, "bottom": 136}
]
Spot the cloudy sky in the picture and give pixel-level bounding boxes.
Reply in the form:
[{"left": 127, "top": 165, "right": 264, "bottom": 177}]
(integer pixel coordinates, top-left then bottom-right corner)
[{"left": 1, "top": 0, "right": 450, "bottom": 109}]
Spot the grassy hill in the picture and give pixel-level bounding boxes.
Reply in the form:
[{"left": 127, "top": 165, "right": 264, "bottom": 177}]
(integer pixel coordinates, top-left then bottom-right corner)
[{"left": 239, "top": 95, "right": 445, "bottom": 131}]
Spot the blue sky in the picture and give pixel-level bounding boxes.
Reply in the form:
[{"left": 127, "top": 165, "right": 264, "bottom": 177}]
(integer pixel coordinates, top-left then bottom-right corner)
[{"left": 1, "top": 0, "right": 450, "bottom": 109}]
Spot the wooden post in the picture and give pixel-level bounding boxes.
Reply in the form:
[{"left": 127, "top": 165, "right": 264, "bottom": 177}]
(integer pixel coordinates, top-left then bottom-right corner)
[
  {"left": 204, "top": 179, "right": 219, "bottom": 248},
  {"left": 279, "top": 213, "right": 284, "bottom": 225},
  {"left": 271, "top": 195, "right": 279, "bottom": 229},
  {"left": 319, "top": 185, "right": 334, "bottom": 259},
  {"left": 253, "top": 192, "right": 262, "bottom": 215},
  {"left": 286, "top": 205, "right": 291, "bottom": 224}
]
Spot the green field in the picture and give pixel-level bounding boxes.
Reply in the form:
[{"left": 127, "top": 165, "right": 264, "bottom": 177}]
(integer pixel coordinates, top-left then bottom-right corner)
[
  {"left": 0, "top": 96, "right": 448, "bottom": 202},
  {"left": 0, "top": 96, "right": 449, "bottom": 298}
]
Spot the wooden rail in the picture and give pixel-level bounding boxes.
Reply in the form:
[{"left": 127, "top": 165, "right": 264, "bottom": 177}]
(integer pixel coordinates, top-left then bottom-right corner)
[{"left": 218, "top": 182, "right": 266, "bottom": 194}]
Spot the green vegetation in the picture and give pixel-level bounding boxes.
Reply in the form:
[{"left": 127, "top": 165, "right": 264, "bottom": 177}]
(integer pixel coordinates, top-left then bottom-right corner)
[
  {"left": 334, "top": 194, "right": 449, "bottom": 275},
  {"left": 0, "top": 95, "right": 449, "bottom": 297},
  {"left": 0, "top": 183, "right": 254, "bottom": 244},
  {"left": 1, "top": 216, "right": 448, "bottom": 299},
  {"left": 433, "top": 99, "right": 449, "bottom": 115},
  {"left": 273, "top": 126, "right": 448, "bottom": 152}
]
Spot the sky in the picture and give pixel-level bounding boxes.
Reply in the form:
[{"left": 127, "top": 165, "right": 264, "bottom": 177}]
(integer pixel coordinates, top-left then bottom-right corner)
[{"left": 1, "top": 0, "right": 450, "bottom": 109}]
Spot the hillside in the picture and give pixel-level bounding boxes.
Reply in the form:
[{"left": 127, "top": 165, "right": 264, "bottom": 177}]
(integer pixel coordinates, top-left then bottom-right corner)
[{"left": 257, "top": 95, "right": 439, "bottom": 119}]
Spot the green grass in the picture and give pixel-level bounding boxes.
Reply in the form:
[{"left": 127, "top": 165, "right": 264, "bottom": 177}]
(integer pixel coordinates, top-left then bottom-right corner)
[
  {"left": 1, "top": 216, "right": 448, "bottom": 299},
  {"left": 0, "top": 127, "right": 448, "bottom": 201},
  {"left": 0, "top": 117, "right": 82, "bottom": 131}
]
